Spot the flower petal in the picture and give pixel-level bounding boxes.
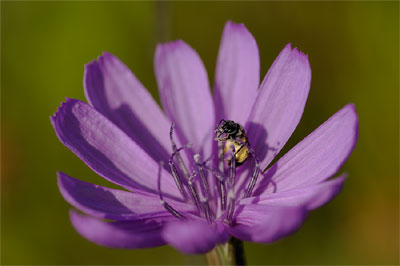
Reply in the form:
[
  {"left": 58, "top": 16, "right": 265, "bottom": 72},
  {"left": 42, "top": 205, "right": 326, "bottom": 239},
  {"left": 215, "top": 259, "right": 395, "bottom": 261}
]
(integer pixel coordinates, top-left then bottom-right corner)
[
  {"left": 84, "top": 52, "right": 171, "bottom": 162},
  {"left": 227, "top": 204, "right": 307, "bottom": 243},
  {"left": 246, "top": 44, "right": 311, "bottom": 169},
  {"left": 254, "top": 104, "right": 358, "bottom": 195},
  {"left": 241, "top": 175, "right": 346, "bottom": 211},
  {"left": 162, "top": 220, "right": 224, "bottom": 254},
  {"left": 51, "top": 99, "right": 181, "bottom": 199},
  {"left": 214, "top": 21, "right": 260, "bottom": 125},
  {"left": 70, "top": 210, "right": 166, "bottom": 249},
  {"left": 58, "top": 172, "right": 196, "bottom": 220},
  {"left": 155, "top": 40, "right": 214, "bottom": 153}
]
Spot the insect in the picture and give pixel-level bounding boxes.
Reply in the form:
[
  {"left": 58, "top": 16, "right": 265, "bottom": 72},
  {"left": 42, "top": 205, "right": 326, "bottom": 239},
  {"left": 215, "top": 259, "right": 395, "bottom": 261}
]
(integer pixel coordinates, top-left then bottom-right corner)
[{"left": 215, "top": 119, "right": 250, "bottom": 166}]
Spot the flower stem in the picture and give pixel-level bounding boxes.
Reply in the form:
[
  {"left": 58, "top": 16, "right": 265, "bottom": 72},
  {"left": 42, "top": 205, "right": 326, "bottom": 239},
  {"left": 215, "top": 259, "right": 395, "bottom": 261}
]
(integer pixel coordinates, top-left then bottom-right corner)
[{"left": 205, "top": 238, "right": 246, "bottom": 266}]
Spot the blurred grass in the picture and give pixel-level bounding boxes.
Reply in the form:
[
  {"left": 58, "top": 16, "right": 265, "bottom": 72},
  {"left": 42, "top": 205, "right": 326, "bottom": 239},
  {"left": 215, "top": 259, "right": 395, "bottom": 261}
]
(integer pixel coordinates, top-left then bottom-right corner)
[{"left": 1, "top": 1, "right": 398, "bottom": 265}]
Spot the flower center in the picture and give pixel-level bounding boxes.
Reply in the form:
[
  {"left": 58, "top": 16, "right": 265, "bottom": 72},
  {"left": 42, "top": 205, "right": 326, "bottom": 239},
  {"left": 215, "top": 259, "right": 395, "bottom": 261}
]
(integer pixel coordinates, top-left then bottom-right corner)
[{"left": 157, "top": 122, "right": 261, "bottom": 224}]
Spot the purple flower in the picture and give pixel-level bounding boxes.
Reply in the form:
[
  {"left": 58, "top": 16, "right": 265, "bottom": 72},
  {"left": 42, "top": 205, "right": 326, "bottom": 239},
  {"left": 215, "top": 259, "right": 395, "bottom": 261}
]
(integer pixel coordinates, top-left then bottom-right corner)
[{"left": 51, "top": 21, "right": 358, "bottom": 254}]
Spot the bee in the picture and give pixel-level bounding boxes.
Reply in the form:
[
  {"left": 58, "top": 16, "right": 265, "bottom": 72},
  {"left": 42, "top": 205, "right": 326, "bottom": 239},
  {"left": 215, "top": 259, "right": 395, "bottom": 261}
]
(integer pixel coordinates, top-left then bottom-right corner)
[{"left": 215, "top": 119, "right": 250, "bottom": 166}]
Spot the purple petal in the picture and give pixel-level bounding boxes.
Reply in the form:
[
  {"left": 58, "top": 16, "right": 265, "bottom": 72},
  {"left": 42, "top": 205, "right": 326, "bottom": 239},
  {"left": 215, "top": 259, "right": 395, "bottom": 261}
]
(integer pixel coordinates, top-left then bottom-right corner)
[
  {"left": 155, "top": 40, "right": 214, "bottom": 153},
  {"left": 51, "top": 99, "right": 181, "bottom": 199},
  {"left": 58, "top": 172, "right": 196, "bottom": 221},
  {"left": 241, "top": 175, "right": 346, "bottom": 211},
  {"left": 162, "top": 220, "right": 224, "bottom": 254},
  {"left": 70, "top": 210, "right": 166, "bottom": 249},
  {"left": 84, "top": 53, "right": 171, "bottom": 162},
  {"left": 246, "top": 44, "right": 311, "bottom": 169},
  {"left": 214, "top": 21, "right": 260, "bottom": 125},
  {"left": 227, "top": 204, "right": 307, "bottom": 243},
  {"left": 254, "top": 104, "right": 358, "bottom": 195}
]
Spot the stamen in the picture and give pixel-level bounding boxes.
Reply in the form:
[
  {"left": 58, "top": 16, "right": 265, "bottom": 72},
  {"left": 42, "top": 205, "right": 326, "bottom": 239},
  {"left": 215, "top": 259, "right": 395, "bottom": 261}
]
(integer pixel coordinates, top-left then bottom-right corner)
[
  {"left": 226, "top": 145, "right": 236, "bottom": 223},
  {"left": 193, "top": 154, "right": 210, "bottom": 199},
  {"left": 241, "top": 142, "right": 261, "bottom": 198},
  {"left": 229, "top": 146, "right": 236, "bottom": 185},
  {"left": 194, "top": 154, "right": 214, "bottom": 223},
  {"left": 157, "top": 162, "right": 186, "bottom": 220},
  {"left": 217, "top": 140, "right": 227, "bottom": 210},
  {"left": 169, "top": 145, "right": 191, "bottom": 200},
  {"left": 169, "top": 162, "right": 188, "bottom": 201},
  {"left": 203, "top": 164, "right": 224, "bottom": 182},
  {"left": 187, "top": 171, "right": 203, "bottom": 213},
  {"left": 202, "top": 201, "right": 212, "bottom": 223},
  {"left": 169, "top": 123, "right": 204, "bottom": 215},
  {"left": 169, "top": 123, "right": 190, "bottom": 179},
  {"left": 245, "top": 166, "right": 260, "bottom": 198}
]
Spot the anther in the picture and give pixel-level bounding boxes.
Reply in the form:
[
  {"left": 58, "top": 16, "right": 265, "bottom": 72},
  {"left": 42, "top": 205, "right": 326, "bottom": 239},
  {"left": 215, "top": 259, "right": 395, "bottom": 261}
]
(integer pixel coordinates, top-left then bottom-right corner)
[
  {"left": 157, "top": 162, "right": 186, "bottom": 220},
  {"left": 245, "top": 166, "right": 260, "bottom": 198},
  {"left": 169, "top": 145, "right": 191, "bottom": 200},
  {"left": 229, "top": 146, "right": 236, "bottom": 185},
  {"left": 193, "top": 154, "right": 210, "bottom": 200},
  {"left": 194, "top": 154, "right": 214, "bottom": 223},
  {"left": 217, "top": 140, "right": 227, "bottom": 210},
  {"left": 203, "top": 164, "right": 225, "bottom": 182},
  {"left": 242, "top": 143, "right": 261, "bottom": 198},
  {"left": 187, "top": 171, "right": 203, "bottom": 213},
  {"left": 202, "top": 200, "right": 213, "bottom": 223},
  {"left": 169, "top": 123, "right": 205, "bottom": 215},
  {"left": 226, "top": 190, "right": 235, "bottom": 223},
  {"left": 226, "top": 145, "right": 236, "bottom": 223},
  {"left": 169, "top": 123, "right": 190, "bottom": 179},
  {"left": 169, "top": 162, "right": 188, "bottom": 201}
]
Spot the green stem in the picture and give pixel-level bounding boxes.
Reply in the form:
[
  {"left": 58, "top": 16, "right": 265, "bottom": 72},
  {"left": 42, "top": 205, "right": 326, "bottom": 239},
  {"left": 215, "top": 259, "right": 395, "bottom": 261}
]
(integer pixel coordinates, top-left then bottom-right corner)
[{"left": 205, "top": 238, "right": 246, "bottom": 266}]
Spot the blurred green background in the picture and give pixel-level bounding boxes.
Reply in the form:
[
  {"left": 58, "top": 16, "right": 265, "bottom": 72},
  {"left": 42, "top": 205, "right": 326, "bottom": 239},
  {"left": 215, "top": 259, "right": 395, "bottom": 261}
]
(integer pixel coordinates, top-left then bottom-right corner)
[{"left": 2, "top": 1, "right": 398, "bottom": 265}]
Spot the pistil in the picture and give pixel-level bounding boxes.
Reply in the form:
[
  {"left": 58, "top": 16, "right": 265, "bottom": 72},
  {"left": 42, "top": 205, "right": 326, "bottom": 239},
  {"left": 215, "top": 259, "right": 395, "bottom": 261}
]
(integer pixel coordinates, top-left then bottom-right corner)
[
  {"left": 217, "top": 140, "right": 227, "bottom": 210},
  {"left": 163, "top": 121, "right": 261, "bottom": 224},
  {"left": 169, "top": 146, "right": 189, "bottom": 200},
  {"left": 194, "top": 154, "right": 214, "bottom": 222},
  {"left": 169, "top": 124, "right": 203, "bottom": 214},
  {"left": 157, "top": 162, "right": 186, "bottom": 220},
  {"left": 226, "top": 146, "right": 236, "bottom": 223}
]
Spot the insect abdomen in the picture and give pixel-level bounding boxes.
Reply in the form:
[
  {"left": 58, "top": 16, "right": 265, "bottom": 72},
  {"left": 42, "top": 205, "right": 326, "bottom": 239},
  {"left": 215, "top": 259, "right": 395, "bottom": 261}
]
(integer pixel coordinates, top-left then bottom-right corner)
[{"left": 224, "top": 137, "right": 249, "bottom": 166}]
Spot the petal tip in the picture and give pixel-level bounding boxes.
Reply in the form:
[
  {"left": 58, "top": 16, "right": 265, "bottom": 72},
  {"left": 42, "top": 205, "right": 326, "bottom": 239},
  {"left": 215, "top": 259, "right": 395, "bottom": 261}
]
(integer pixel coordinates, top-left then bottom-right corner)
[
  {"left": 344, "top": 103, "right": 357, "bottom": 115},
  {"left": 84, "top": 59, "right": 98, "bottom": 69},
  {"left": 225, "top": 20, "right": 246, "bottom": 30},
  {"left": 340, "top": 103, "right": 359, "bottom": 127},
  {"left": 101, "top": 51, "right": 113, "bottom": 58},
  {"left": 52, "top": 98, "right": 78, "bottom": 118},
  {"left": 155, "top": 40, "right": 187, "bottom": 61},
  {"left": 283, "top": 43, "right": 292, "bottom": 51},
  {"left": 291, "top": 46, "right": 310, "bottom": 63},
  {"left": 157, "top": 39, "right": 187, "bottom": 52},
  {"left": 57, "top": 171, "right": 72, "bottom": 187},
  {"left": 51, "top": 98, "right": 83, "bottom": 140},
  {"left": 99, "top": 51, "right": 119, "bottom": 65},
  {"left": 51, "top": 100, "right": 67, "bottom": 121},
  {"left": 57, "top": 172, "right": 81, "bottom": 210}
]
